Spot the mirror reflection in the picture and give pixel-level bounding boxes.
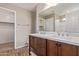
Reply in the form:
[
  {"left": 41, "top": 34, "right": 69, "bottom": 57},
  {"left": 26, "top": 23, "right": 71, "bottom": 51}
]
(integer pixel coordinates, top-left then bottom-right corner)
[
  {"left": 39, "top": 12, "right": 55, "bottom": 32},
  {"left": 39, "top": 3, "right": 79, "bottom": 36}
]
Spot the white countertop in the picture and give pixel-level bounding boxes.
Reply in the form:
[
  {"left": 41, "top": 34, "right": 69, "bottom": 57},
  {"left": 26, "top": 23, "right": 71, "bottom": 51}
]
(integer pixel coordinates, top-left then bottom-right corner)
[{"left": 30, "top": 33, "right": 79, "bottom": 46}]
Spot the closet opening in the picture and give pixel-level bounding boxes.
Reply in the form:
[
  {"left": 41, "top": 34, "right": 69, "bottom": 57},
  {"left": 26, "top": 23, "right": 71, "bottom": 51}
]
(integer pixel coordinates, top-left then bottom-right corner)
[{"left": 0, "top": 7, "right": 15, "bottom": 51}]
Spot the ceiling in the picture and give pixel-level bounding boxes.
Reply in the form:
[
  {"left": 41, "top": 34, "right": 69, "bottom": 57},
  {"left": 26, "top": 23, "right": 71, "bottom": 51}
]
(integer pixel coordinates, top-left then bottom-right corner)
[{"left": 12, "top": 3, "right": 39, "bottom": 12}]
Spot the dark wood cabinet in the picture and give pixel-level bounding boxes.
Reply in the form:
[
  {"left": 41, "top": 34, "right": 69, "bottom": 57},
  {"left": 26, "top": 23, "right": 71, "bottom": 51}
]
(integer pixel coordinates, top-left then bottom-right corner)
[
  {"left": 77, "top": 46, "right": 79, "bottom": 55},
  {"left": 47, "top": 40, "right": 62, "bottom": 56},
  {"left": 30, "top": 36, "right": 36, "bottom": 49},
  {"left": 29, "top": 35, "right": 78, "bottom": 56},
  {"left": 60, "top": 43, "right": 77, "bottom": 56},
  {"left": 37, "top": 37, "right": 46, "bottom": 56},
  {"left": 29, "top": 36, "right": 46, "bottom": 56},
  {"left": 47, "top": 40, "right": 77, "bottom": 56},
  {"left": 47, "top": 40, "right": 57, "bottom": 56}
]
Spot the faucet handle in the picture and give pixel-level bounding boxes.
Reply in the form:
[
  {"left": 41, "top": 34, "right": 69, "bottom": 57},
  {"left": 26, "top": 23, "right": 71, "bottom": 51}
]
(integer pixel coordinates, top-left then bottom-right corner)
[{"left": 58, "top": 33, "right": 60, "bottom": 36}]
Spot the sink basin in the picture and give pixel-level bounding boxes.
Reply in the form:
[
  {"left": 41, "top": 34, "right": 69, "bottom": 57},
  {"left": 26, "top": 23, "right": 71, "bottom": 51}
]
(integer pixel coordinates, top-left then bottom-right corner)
[
  {"left": 36, "top": 32, "right": 66, "bottom": 39},
  {"left": 35, "top": 32, "right": 79, "bottom": 41}
]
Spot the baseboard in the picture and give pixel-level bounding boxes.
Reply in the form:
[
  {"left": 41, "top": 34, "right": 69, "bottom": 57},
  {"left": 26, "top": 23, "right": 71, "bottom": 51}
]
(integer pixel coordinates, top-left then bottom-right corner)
[{"left": 15, "top": 44, "right": 28, "bottom": 49}]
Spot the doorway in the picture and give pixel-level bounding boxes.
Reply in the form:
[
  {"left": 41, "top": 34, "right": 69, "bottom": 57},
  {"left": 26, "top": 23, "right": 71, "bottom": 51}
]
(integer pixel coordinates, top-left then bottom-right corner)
[{"left": 0, "top": 7, "right": 15, "bottom": 52}]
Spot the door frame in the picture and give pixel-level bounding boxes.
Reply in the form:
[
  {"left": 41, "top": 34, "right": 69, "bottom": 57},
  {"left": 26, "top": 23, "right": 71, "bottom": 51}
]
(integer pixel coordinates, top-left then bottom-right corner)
[{"left": 0, "top": 6, "right": 16, "bottom": 49}]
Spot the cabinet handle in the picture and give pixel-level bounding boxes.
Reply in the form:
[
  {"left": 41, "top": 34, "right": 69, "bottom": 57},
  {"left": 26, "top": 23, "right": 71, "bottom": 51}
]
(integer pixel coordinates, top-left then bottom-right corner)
[
  {"left": 56, "top": 43, "right": 61, "bottom": 47},
  {"left": 58, "top": 43, "right": 61, "bottom": 47},
  {"left": 56, "top": 43, "right": 58, "bottom": 46}
]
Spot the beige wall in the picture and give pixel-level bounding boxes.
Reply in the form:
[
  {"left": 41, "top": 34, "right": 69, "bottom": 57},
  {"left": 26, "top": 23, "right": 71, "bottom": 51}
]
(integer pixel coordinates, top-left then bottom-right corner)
[
  {"left": 31, "top": 11, "right": 36, "bottom": 33},
  {"left": 0, "top": 4, "right": 32, "bottom": 48}
]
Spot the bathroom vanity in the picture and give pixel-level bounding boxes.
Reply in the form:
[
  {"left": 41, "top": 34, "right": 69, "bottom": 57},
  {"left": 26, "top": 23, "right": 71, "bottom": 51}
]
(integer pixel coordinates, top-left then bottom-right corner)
[
  {"left": 29, "top": 33, "right": 79, "bottom": 56},
  {"left": 29, "top": 3, "right": 79, "bottom": 56}
]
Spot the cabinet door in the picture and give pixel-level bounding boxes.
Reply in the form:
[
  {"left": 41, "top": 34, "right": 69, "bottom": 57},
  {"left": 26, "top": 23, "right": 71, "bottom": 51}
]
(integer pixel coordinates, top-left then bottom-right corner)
[
  {"left": 77, "top": 46, "right": 79, "bottom": 55},
  {"left": 34, "top": 37, "right": 46, "bottom": 56},
  {"left": 30, "top": 36, "right": 37, "bottom": 49},
  {"left": 61, "top": 43, "right": 77, "bottom": 56},
  {"left": 47, "top": 40, "right": 57, "bottom": 56},
  {"left": 29, "top": 36, "right": 46, "bottom": 56}
]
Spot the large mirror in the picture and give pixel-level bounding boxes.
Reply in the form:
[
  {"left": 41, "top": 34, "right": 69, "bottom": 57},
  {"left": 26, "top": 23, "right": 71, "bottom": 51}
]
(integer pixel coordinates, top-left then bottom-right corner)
[{"left": 39, "top": 3, "right": 79, "bottom": 36}]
